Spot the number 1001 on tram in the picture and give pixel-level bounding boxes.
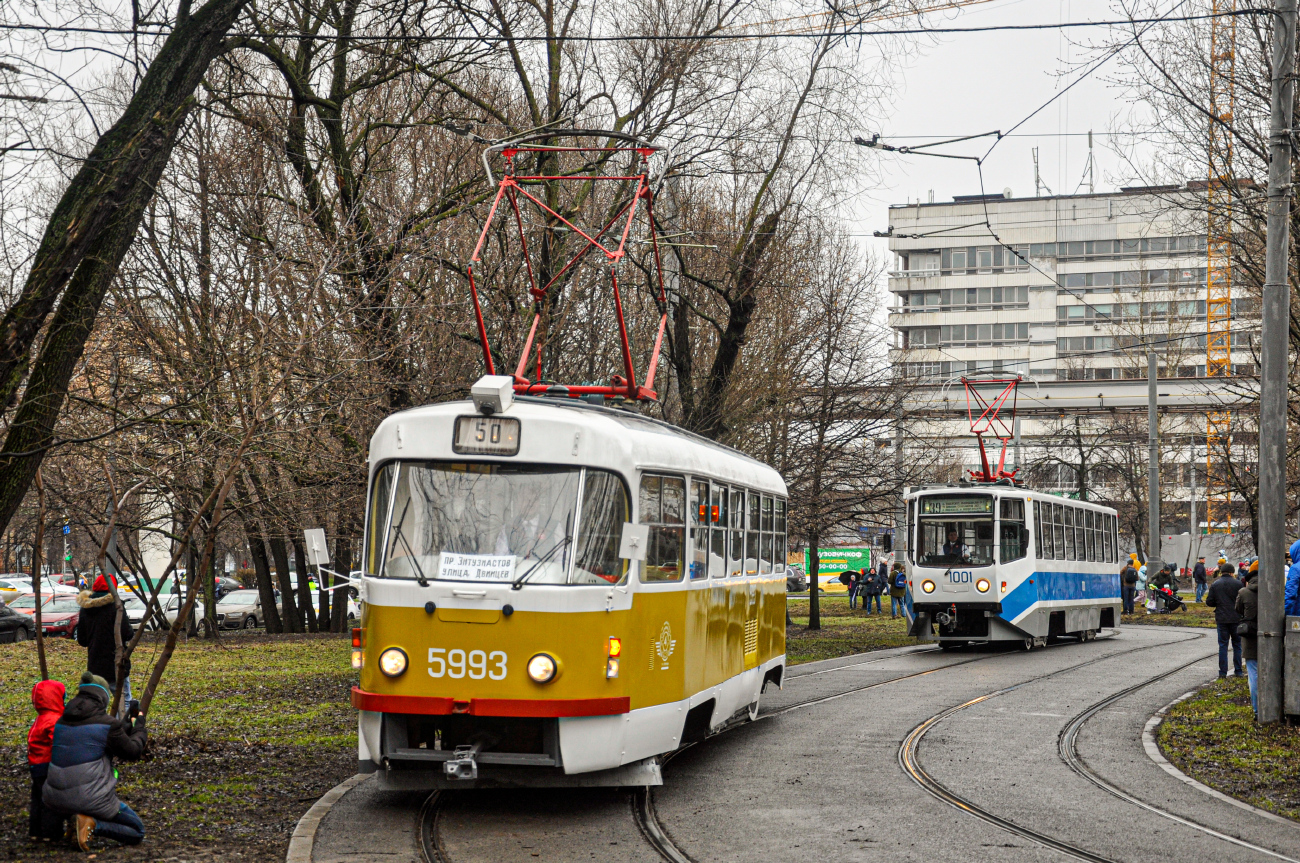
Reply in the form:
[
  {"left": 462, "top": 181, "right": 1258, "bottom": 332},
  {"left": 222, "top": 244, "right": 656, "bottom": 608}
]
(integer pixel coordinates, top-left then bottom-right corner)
[
  {"left": 352, "top": 376, "right": 789, "bottom": 789},
  {"left": 902, "top": 484, "right": 1123, "bottom": 649}
]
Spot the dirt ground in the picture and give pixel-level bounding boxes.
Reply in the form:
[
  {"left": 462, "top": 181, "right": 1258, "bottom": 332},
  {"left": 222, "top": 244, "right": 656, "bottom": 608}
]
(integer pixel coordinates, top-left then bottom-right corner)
[{"left": 1, "top": 633, "right": 355, "bottom": 862}]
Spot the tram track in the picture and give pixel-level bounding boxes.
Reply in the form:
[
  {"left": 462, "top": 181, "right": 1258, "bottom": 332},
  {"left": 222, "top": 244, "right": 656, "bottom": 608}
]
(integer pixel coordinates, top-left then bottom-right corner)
[
  {"left": 1058, "top": 660, "right": 1300, "bottom": 863},
  {"left": 898, "top": 634, "right": 1209, "bottom": 863}
]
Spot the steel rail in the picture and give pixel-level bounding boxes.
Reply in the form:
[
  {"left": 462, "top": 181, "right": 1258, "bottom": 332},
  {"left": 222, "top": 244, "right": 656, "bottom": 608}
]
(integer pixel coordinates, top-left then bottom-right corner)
[
  {"left": 898, "top": 633, "right": 1207, "bottom": 863},
  {"left": 1058, "top": 661, "right": 1300, "bottom": 863},
  {"left": 417, "top": 791, "right": 450, "bottom": 863}
]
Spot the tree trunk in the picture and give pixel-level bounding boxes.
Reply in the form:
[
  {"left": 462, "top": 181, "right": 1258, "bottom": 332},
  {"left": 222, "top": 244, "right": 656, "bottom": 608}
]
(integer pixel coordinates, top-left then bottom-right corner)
[
  {"left": 292, "top": 535, "right": 317, "bottom": 632},
  {"left": 331, "top": 534, "right": 352, "bottom": 633},
  {"left": 0, "top": 0, "right": 251, "bottom": 537},
  {"left": 807, "top": 529, "right": 821, "bottom": 631},
  {"left": 201, "top": 524, "right": 218, "bottom": 637},
  {"left": 268, "top": 536, "right": 302, "bottom": 633},
  {"left": 245, "top": 528, "right": 282, "bottom": 633}
]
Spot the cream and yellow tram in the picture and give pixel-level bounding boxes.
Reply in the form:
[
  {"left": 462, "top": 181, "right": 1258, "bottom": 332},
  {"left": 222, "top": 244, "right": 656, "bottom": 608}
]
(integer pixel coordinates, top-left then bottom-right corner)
[{"left": 352, "top": 378, "right": 788, "bottom": 789}]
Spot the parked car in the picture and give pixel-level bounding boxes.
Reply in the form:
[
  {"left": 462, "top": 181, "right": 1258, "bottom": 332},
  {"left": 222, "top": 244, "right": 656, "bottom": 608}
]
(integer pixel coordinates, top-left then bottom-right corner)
[
  {"left": 119, "top": 594, "right": 151, "bottom": 629},
  {"left": 0, "top": 599, "right": 36, "bottom": 643},
  {"left": 153, "top": 593, "right": 206, "bottom": 629},
  {"left": 216, "top": 589, "right": 263, "bottom": 629},
  {"left": 35, "top": 596, "right": 81, "bottom": 638},
  {"left": 785, "top": 566, "right": 808, "bottom": 593},
  {"left": 0, "top": 576, "right": 24, "bottom": 602},
  {"left": 4, "top": 576, "right": 77, "bottom": 597}
]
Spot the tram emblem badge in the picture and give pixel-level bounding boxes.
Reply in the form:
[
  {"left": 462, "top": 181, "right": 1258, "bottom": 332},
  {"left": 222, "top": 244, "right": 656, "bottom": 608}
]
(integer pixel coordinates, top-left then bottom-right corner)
[{"left": 652, "top": 622, "right": 676, "bottom": 671}]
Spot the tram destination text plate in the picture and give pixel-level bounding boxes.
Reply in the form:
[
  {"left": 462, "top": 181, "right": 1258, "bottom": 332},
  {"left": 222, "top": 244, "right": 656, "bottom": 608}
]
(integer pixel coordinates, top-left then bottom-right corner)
[{"left": 453, "top": 415, "right": 521, "bottom": 455}]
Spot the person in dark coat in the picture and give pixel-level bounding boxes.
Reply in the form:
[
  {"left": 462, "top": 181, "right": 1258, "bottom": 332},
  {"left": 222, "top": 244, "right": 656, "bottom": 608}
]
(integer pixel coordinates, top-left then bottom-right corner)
[
  {"left": 1192, "top": 557, "right": 1208, "bottom": 603},
  {"left": 846, "top": 570, "right": 860, "bottom": 610},
  {"left": 76, "top": 575, "right": 133, "bottom": 700},
  {"left": 43, "top": 672, "right": 147, "bottom": 850},
  {"left": 1205, "top": 564, "right": 1243, "bottom": 678},
  {"left": 1120, "top": 559, "right": 1139, "bottom": 614},
  {"left": 27, "top": 679, "right": 66, "bottom": 841},
  {"left": 862, "top": 566, "right": 884, "bottom": 614},
  {"left": 1235, "top": 561, "right": 1259, "bottom": 715}
]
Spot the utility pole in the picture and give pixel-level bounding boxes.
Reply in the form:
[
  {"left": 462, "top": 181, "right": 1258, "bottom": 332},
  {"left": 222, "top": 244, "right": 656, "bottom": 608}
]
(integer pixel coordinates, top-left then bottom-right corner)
[
  {"left": 1148, "top": 353, "right": 1161, "bottom": 565},
  {"left": 1255, "top": 0, "right": 1296, "bottom": 724}
]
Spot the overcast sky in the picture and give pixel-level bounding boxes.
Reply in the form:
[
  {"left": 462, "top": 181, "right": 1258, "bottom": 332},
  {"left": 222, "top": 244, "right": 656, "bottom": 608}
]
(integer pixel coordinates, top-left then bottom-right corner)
[{"left": 851, "top": 0, "right": 1157, "bottom": 264}]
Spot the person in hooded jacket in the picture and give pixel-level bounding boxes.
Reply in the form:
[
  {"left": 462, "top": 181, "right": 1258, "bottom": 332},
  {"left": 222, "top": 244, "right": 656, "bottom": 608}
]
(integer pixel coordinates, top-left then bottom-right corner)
[
  {"left": 27, "top": 679, "right": 66, "bottom": 841},
  {"left": 1235, "top": 561, "right": 1260, "bottom": 715},
  {"left": 76, "top": 575, "right": 133, "bottom": 702},
  {"left": 1286, "top": 539, "right": 1300, "bottom": 616},
  {"left": 1205, "top": 563, "right": 1243, "bottom": 678},
  {"left": 43, "top": 672, "right": 147, "bottom": 850}
]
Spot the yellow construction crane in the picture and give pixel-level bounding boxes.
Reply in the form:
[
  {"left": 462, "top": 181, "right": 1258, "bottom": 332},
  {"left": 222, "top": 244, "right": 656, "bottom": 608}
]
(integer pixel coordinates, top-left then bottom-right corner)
[{"left": 1205, "top": 0, "right": 1236, "bottom": 533}]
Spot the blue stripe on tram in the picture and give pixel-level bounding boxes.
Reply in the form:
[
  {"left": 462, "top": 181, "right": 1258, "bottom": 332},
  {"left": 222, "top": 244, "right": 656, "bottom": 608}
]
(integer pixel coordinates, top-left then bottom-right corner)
[{"left": 1000, "top": 570, "right": 1122, "bottom": 623}]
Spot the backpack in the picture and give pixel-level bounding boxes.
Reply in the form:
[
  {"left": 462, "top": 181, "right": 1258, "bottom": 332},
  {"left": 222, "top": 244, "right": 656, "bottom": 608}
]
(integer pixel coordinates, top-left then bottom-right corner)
[
  {"left": 1122, "top": 566, "right": 1138, "bottom": 586},
  {"left": 893, "top": 571, "right": 906, "bottom": 590}
]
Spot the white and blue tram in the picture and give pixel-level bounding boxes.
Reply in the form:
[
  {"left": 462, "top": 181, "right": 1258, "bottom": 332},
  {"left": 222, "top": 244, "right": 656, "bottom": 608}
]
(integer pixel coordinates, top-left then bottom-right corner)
[{"left": 902, "top": 484, "right": 1122, "bottom": 648}]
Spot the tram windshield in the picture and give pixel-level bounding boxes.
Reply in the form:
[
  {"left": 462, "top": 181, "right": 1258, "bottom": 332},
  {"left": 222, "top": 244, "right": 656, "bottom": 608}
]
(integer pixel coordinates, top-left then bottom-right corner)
[
  {"left": 914, "top": 495, "right": 995, "bottom": 567},
  {"left": 371, "top": 462, "right": 630, "bottom": 585}
]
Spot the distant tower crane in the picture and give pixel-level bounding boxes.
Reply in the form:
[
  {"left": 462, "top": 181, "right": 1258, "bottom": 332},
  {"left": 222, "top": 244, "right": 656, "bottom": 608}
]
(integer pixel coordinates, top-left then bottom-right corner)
[{"left": 1205, "top": 0, "right": 1236, "bottom": 533}]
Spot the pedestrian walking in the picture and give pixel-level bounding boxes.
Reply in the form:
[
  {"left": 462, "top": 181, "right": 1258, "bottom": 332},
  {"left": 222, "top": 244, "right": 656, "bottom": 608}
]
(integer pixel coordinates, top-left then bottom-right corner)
[
  {"left": 1120, "top": 559, "right": 1138, "bottom": 614},
  {"left": 846, "top": 569, "right": 860, "bottom": 610},
  {"left": 1286, "top": 539, "right": 1300, "bottom": 616},
  {"left": 43, "top": 672, "right": 148, "bottom": 850},
  {"left": 77, "top": 575, "right": 133, "bottom": 705},
  {"left": 1205, "top": 563, "right": 1244, "bottom": 678},
  {"left": 1235, "top": 560, "right": 1260, "bottom": 715},
  {"left": 863, "top": 566, "right": 884, "bottom": 614},
  {"left": 1192, "top": 557, "right": 1208, "bottom": 604},
  {"left": 1135, "top": 562, "right": 1149, "bottom": 612},
  {"left": 889, "top": 565, "right": 907, "bottom": 618},
  {"left": 27, "top": 679, "right": 66, "bottom": 841}
]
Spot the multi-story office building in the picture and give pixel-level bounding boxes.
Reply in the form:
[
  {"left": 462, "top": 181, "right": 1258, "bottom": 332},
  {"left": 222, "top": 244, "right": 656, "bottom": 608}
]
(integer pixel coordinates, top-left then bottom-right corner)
[{"left": 887, "top": 186, "right": 1258, "bottom": 542}]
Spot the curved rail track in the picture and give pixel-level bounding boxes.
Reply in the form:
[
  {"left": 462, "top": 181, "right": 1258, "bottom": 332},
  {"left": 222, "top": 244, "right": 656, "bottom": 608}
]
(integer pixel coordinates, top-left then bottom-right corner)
[{"left": 899, "top": 634, "right": 1213, "bottom": 863}]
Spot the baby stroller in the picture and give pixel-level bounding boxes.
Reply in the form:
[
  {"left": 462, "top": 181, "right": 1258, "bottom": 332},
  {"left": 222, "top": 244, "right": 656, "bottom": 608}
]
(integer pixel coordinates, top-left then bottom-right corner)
[{"left": 1150, "top": 584, "right": 1186, "bottom": 613}]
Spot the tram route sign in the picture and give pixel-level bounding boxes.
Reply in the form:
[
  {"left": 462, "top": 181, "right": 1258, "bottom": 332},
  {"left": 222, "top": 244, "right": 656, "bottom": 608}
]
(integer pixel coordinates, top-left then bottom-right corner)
[{"left": 438, "top": 552, "right": 517, "bottom": 582}]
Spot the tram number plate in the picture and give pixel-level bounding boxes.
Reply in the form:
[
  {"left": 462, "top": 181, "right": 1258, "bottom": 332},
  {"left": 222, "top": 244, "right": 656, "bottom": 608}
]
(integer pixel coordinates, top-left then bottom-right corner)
[
  {"left": 428, "top": 648, "right": 507, "bottom": 680},
  {"left": 453, "top": 415, "right": 521, "bottom": 455}
]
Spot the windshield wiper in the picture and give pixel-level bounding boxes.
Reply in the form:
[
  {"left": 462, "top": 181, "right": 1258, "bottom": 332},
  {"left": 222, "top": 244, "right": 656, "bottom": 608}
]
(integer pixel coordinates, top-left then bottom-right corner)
[
  {"left": 389, "top": 498, "right": 430, "bottom": 586},
  {"left": 511, "top": 536, "right": 572, "bottom": 591}
]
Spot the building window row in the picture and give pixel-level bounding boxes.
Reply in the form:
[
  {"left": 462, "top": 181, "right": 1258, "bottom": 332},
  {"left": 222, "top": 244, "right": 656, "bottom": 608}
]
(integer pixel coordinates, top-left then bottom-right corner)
[
  {"left": 940, "top": 245, "right": 1030, "bottom": 274},
  {"left": 1057, "top": 300, "right": 1209, "bottom": 324},
  {"left": 1058, "top": 267, "right": 1205, "bottom": 289},
  {"left": 899, "top": 285, "right": 1029, "bottom": 311},
  {"left": 903, "top": 323, "right": 1031, "bottom": 348},
  {"left": 1033, "top": 235, "right": 1205, "bottom": 261}
]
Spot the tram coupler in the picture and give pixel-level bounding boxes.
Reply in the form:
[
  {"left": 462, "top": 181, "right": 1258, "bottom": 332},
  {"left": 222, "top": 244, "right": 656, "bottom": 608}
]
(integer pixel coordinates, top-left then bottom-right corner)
[
  {"left": 444, "top": 741, "right": 485, "bottom": 780},
  {"left": 933, "top": 604, "right": 958, "bottom": 632}
]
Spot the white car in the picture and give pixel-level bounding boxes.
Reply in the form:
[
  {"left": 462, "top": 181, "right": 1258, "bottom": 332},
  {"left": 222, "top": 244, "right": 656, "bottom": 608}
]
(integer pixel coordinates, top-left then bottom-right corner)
[
  {"left": 0, "top": 576, "right": 77, "bottom": 602},
  {"left": 152, "top": 593, "right": 206, "bottom": 629}
]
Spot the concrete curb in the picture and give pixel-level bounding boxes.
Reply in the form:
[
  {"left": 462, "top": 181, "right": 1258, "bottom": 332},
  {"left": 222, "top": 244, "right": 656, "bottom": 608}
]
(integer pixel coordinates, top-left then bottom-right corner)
[
  {"left": 286, "top": 773, "right": 371, "bottom": 863},
  {"left": 1142, "top": 689, "right": 1299, "bottom": 828}
]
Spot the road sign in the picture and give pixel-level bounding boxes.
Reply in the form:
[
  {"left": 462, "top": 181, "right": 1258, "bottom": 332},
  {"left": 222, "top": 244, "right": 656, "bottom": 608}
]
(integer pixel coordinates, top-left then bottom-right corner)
[{"left": 62, "top": 525, "right": 70, "bottom": 535}]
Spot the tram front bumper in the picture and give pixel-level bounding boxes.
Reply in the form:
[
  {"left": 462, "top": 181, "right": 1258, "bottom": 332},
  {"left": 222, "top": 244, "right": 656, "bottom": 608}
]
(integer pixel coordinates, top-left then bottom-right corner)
[{"left": 910, "top": 602, "right": 1004, "bottom": 639}]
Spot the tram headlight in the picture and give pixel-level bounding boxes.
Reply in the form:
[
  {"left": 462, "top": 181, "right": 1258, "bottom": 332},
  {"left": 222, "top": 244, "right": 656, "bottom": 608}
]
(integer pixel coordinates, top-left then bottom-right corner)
[
  {"left": 921, "top": 579, "right": 936, "bottom": 594},
  {"left": 527, "top": 653, "right": 558, "bottom": 683},
  {"left": 976, "top": 578, "right": 991, "bottom": 594},
  {"left": 378, "top": 647, "right": 408, "bottom": 677}
]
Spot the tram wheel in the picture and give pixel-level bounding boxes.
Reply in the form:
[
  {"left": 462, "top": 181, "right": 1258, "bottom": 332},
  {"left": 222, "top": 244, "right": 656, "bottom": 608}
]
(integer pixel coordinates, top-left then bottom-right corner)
[
  {"left": 938, "top": 641, "right": 964, "bottom": 651},
  {"left": 1023, "top": 637, "right": 1034, "bottom": 651}
]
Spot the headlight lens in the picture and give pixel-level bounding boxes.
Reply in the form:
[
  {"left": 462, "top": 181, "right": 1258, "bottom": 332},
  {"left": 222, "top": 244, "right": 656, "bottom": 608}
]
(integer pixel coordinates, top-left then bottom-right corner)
[
  {"left": 921, "top": 579, "right": 936, "bottom": 594},
  {"left": 976, "top": 578, "right": 991, "bottom": 593},
  {"left": 527, "top": 653, "right": 558, "bottom": 683},
  {"left": 378, "top": 647, "right": 408, "bottom": 677}
]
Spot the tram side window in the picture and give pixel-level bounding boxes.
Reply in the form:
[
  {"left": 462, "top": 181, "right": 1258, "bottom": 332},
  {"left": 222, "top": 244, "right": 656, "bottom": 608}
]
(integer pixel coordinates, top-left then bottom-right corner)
[
  {"left": 728, "top": 489, "right": 745, "bottom": 576},
  {"left": 1064, "top": 507, "right": 1077, "bottom": 560},
  {"left": 573, "top": 471, "right": 631, "bottom": 584},
  {"left": 1087, "top": 512, "right": 1098, "bottom": 561},
  {"left": 999, "top": 498, "right": 1027, "bottom": 562},
  {"left": 690, "top": 480, "right": 709, "bottom": 579},
  {"left": 746, "top": 491, "right": 761, "bottom": 574},
  {"left": 1074, "top": 509, "right": 1086, "bottom": 562},
  {"left": 364, "top": 462, "right": 395, "bottom": 576},
  {"left": 1052, "top": 504, "right": 1065, "bottom": 560},
  {"left": 760, "top": 496, "right": 775, "bottom": 573},
  {"left": 774, "top": 499, "right": 787, "bottom": 574},
  {"left": 1110, "top": 514, "right": 1119, "bottom": 562},
  {"left": 1034, "top": 501, "right": 1051, "bottom": 559},
  {"left": 906, "top": 500, "right": 916, "bottom": 565},
  {"left": 1105, "top": 514, "right": 1115, "bottom": 562},
  {"left": 710, "top": 484, "right": 727, "bottom": 578},
  {"left": 639, "top": 474, "right": 685, "bottom": 583}
]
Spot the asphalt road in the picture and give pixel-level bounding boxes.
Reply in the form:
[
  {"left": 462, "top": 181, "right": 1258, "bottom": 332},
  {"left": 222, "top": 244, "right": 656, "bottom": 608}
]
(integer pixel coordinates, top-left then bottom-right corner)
[{"left": 308, "top": 625, "right": 1300, "bottom": 862}]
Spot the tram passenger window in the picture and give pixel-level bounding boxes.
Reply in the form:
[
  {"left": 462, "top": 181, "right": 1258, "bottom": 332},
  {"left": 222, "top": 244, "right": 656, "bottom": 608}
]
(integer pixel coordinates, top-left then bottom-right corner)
[
  {"left": 1103, "top": 514, "right": 1114, "bottom": 562},
  {"left": 1064, "top": 507, "right": 1076, "bottom": 560},
  {"left": 639, "top": 475, "right": 685, "bottom": 583},
  {"left": 760, "top": 533, "right": 773, "bottom": 574},
  {"left": 762, "top": 497, "right": 774, "bottom": 532},
  {"left": 906, "top": 500, "right": 916, "bottom": 565},
  {"left": 1086, "top": 512, "right": 1097, "bottom": 561},
  {"left": 729, "top": 489, "right": 745, "bottom": 576},
  {"left": 1034, "top": 502, "right": 1050, "bottom": 559},
  {"left": 999, "top": 498, "right": 1027, "bottom": 563},
  {"left": 710, "top": 484, "right": 726, "bottom": 578},
  {"left": 1052, "top": 504, "right": 1065, "bottom": 560},
  {"left": 690, "top": 480, "right": 709, "bottom": 579},
  {"left": 1074, "top": 509, "right": 1086, "bottom": 561},
  {"left": 573, "top": 471, "right": 631, "bottom": 584},
  {"left": 365, "top": 462, "right": 395, "bottom": 576},
  {"left": 774, "top": 499, "right": 787, "bottom": 573},
  {"left": 746, "top": 492, "right": 760, "bottom": 575}
]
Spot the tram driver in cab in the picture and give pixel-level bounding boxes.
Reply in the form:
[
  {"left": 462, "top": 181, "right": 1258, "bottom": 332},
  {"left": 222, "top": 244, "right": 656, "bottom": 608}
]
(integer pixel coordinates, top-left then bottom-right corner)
[{"left": 942, "top": 528, "right": 971, "bottom": 563}]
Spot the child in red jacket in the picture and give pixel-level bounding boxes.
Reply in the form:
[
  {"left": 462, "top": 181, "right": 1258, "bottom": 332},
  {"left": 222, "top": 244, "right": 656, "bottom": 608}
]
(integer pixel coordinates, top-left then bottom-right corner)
[{"left": 28, "top": 679, "right": 66, "bottom": 841}]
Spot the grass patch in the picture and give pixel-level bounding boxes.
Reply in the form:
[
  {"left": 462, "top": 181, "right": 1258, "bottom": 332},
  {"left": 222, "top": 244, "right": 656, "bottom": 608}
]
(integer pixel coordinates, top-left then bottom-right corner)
[
  {"left": 785, "top": 596, "right": 913, "bottom": 664},
  {"left": 0, "top": 631, "right": 355, "bottom": 861},
  {"left": 1157, "top": 676, "right": 1300, "bottom": 821},
  {"left": 1122, "top": 598, "right": 1216, "bottom": 628}
]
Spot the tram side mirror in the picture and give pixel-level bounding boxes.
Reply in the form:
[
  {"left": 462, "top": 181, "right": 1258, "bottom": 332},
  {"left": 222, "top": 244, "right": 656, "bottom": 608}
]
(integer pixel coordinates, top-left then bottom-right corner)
[
  {"left": 882, "top": 535, "right": 893, "bottom": 553},
  {"left": 618, "top": 523, "right": 649, "bottom": 561},
  {"left": 471, "top": 375, "right": 515, "bottom": 415}
]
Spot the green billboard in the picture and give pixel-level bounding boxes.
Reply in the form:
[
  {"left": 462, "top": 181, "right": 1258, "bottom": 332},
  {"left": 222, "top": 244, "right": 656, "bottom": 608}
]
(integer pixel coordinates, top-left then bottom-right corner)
[{"left": 804, "top": 547, "right": 871, "bottom": 591}]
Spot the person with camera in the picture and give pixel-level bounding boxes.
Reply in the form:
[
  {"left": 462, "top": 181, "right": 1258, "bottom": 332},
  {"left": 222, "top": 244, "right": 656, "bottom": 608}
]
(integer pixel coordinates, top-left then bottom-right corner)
[{"left": 42, "top": 672, "right": 148, "bottom": 850}]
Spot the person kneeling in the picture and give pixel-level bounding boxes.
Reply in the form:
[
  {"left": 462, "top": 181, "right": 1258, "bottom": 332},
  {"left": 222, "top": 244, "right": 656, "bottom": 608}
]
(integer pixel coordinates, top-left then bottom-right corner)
[{"left": 42, "top": 672, "right": 148, "bottom": 850}]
